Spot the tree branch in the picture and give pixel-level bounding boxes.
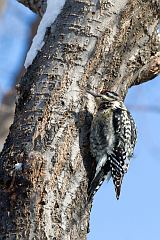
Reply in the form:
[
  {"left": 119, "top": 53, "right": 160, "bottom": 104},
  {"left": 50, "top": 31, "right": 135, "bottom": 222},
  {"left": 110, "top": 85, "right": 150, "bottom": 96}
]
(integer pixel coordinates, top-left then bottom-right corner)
[{"left": 132, "top": 53, "right": 160, "bottom": 86}]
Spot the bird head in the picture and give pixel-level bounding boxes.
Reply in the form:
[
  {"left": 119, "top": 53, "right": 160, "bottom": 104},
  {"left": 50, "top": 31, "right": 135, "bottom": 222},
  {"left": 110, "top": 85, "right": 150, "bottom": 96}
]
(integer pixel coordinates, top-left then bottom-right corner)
[
  {"left": 87, "top": 90, "right": 123, "bottom": 110},
  {"left": 88, "top": 89, "right": 121, "bottom": 102}
]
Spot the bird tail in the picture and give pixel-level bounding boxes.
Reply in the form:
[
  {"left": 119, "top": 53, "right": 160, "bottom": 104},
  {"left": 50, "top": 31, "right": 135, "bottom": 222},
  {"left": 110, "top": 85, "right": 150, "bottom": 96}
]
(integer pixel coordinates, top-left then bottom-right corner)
[
  {"left": 88, "top": 168, "right": 111, "bottom": 202},
  {"left": 110, "top": 155, "right": 124, "bottom": 200},
  {"left": 112, "top": 174, "right": 123, "bottom": 200}
]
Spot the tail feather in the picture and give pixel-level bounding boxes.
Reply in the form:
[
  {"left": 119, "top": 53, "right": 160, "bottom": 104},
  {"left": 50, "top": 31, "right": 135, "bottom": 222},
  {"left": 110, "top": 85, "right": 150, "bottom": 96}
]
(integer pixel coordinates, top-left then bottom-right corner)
[
  {"left": 88, "top": 163, "right": 111, "bottom": 202},
  {"left": 110, "top": 156, "right": 124, "bottom": 200},
  {"left": 112, "top": 173, "right": 123, "bottom": 200}
]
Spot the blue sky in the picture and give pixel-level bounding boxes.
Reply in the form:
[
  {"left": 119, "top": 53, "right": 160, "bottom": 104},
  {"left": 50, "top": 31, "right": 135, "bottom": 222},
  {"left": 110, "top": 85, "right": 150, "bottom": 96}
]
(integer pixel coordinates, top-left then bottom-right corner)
[
  {"left": 0, "top": 0, "right": 35, "bottom": 96},
  {"left": 0, "top": 1, "right": 160, "bottom": 239}
]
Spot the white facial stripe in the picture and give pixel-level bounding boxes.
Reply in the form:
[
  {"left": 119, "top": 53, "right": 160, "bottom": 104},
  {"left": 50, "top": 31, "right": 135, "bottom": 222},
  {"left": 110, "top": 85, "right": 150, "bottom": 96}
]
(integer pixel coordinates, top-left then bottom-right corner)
[{"left": 101, "top": 92, "right": 119, "bottom": 101}]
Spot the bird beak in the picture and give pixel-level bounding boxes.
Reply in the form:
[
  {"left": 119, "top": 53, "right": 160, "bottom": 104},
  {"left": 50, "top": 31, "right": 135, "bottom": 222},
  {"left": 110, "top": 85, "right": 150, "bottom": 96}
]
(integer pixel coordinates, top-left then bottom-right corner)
[{"left": 87, "top": 90, "right": 102, "bottom": 98}]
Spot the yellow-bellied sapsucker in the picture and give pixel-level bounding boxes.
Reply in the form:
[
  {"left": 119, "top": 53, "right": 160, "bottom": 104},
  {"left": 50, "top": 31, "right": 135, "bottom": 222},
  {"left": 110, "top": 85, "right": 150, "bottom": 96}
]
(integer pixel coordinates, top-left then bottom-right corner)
[{"left": 88, "top": 90, "right": 137, "bottom": 200}]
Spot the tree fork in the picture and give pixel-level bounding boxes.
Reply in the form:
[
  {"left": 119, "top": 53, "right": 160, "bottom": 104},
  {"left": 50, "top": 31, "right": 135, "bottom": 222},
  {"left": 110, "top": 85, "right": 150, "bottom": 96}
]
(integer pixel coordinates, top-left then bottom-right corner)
[{"left": 0, "top": 0, "right": 159, "bottom": 239}]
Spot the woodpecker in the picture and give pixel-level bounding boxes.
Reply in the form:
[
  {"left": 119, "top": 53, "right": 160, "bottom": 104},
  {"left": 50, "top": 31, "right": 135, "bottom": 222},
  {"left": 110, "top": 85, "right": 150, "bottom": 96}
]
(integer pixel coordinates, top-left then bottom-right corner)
[{"left": 88, "top": 90, "right": 137, "bottom": 200}]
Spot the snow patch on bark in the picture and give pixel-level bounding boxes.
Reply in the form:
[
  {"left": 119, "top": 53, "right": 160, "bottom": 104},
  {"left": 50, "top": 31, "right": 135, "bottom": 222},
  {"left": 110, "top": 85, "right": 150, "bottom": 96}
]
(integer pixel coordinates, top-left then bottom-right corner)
[
  {"left": 14, "top": 162, "right": 23, "bottom": 171},
  {"left": 24, "top": 0, "right": 66, "bottom": 68}
]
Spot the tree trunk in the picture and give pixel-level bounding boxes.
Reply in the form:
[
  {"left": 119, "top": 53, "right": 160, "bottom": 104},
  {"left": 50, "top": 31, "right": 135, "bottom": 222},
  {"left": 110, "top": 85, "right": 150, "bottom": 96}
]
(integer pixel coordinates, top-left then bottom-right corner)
[{"left": 0, "top": 0, "right": 159, "bottom": 239}]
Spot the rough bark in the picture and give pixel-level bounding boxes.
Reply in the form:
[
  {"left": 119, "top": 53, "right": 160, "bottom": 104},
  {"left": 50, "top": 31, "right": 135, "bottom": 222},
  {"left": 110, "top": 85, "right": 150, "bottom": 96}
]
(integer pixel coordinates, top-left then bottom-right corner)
[{"left": 0, "top": 0, "right": 159, "bottom": 239}]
